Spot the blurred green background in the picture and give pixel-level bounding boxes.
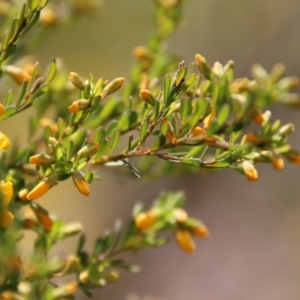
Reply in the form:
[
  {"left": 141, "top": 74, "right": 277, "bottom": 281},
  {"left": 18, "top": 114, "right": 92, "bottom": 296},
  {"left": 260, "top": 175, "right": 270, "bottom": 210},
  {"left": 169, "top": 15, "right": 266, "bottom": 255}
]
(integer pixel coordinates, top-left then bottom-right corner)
[{"left": 5, "top": 0, "right": 300, "bottom": 299}]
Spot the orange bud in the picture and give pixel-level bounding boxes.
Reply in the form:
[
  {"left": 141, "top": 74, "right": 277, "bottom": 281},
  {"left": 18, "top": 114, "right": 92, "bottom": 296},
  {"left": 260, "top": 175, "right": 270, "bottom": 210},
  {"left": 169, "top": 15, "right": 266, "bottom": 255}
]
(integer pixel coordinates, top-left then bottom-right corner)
[
  {"left": 69, "top": 72, "right": 86, "bottom": 90},
  {"left": 26, "top": 173, "right": 58, "bottom": 200},
  {"left": 29, "top": 154, "right": 56, "bottom": 165},
  {"left": 252, "top": 112, "right": 265, "bottom": 124},
  {"left": 0, "top": 103, "right": 4, "bottom": 116},
  {"left": 272, "top": 156, "right": 284, "bottom": 170},
  {"left": 242, "top": 161, "right": 258, "bottom": 182},
  {"left": 77, "top": 142, "right": 99, "bottom": 158},
  {"left": 246, "top": 132, "right": 260, "bottom": 143},
  {"left": 166, "top": 132, "right": 176, "bottom": 143},
  {"left": 39, "top": 8, "right": 57, "bottom": 26},
  {"left": 135, "top": 211, "right": 157, "bottom": 230},
  {"left": 32, "top": 205, "right": 54, "bottom": 231},
  {"left": 192, "top": 222, "right": 210, "bottom": 238},
  {"left": 68, "top": 99, "right": 89, "bottom": 113},
  {"left": 191, "top": 126, "right": 207, "bottom": 137},
  {"left": 139, "top": 89, "right": 156, "bottom": 106},
  {"left": 195, "top": 54, "right": 211, "bottom": 79},
  {"left": 101, "top": 77, "right": 124, "bottom": 99},
  {"left": 203, "top": 112, "right": 215, "bottom": 129},
  {"left": 72, "top": 171, "right": 90, "bottom": 196},
  {"left": 3, "top": 65, "right": 31, "bottom": 85},
  {"left": 175, "top": 229, "right": 195, "bottom": 254}
]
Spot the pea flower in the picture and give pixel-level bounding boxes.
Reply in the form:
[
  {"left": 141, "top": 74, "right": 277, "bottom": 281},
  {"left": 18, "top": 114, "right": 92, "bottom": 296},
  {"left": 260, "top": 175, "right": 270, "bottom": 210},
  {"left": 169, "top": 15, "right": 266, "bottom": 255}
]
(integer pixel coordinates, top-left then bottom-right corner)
[{"left": 0, "top": 182, "right": 14, "bottom": 228}]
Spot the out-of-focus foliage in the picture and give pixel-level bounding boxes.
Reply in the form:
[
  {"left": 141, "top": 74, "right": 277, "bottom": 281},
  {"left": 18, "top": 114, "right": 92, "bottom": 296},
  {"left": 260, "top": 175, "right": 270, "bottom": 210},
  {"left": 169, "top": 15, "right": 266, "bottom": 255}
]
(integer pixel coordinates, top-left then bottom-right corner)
[{"left": 0, "top": 0, "right": 299, "bottom": 299}]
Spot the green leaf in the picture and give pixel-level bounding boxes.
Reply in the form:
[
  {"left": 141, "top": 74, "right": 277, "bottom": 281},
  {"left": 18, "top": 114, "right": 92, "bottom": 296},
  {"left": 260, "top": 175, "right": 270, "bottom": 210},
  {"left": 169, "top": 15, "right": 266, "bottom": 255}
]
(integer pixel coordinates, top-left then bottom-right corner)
[
  {"left": 151, "top": 134, "right": 166, "bottom": 151},
  {"left": 19, "top": 11, "right": 40, "bottom": 38},
  {"left": 203, "top": 161, "right": 229, "bottom": 169},
  {"left": 175, "top": 66, "right": 187, "bottom": 87},
  {"left": 45, "top": 58, "right": 57, "bottom": 84},
  {"left": 0, "top": 105, "right": 16, "bottom": 120},
  {"left": 7, "top": 18, "right": 20, "bottom": 45},
  {"left": 110, "top": 129, "right": 120, "bottom": 154},
  {"left": 55, "top": 144, "right": 64, "bottom": 160},
  {"left": 184, "top": 145, "right": 205, "bottom": 158},
  {"left": 4, "top": 89, "right": 14, "bottom": 107},
  {"left": 15, "top": 80, "right": 28, "bottom": 107},
  {"left": 118, "top": 111, "right": 138, "bottom": 131},
  {"left": 93, "top": 234, "right": 113, "bottom": 256},
  {"left": 57, "top": 118, "right": 66, "bottom": 139},
  {"left": 94, "top": 127, "right": 105, "bottom": 144},
  {"left": 140, "top": 118, "right": 149, "bottom": 142},
  {"left": 217, "top": 104, "right": 230, "bottom": 125},
  {"left": 105, "top": 120, "right": 118, "bottom": 137},
  {"left": 66, "top": 141, "right": 75, "bottom": 161},
  {"left": 28, "top": 0, "right": 41, "bottom": 11},
  {"left": 163, "top": 74, "right": 171, "bottom": 103},
  {"left": 93, "top": 139, "right": 111, "bottom": 161},
  {"left": 185, "top": 73, "right": 197, "bottom": 86}
]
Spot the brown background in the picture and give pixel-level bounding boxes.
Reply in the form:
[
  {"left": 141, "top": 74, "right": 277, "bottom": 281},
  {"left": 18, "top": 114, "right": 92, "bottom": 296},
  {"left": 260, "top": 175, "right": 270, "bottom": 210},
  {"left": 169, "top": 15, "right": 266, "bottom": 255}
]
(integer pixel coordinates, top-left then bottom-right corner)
[{"left": 4, "top": 0, "right": 300, "bottom": 299}]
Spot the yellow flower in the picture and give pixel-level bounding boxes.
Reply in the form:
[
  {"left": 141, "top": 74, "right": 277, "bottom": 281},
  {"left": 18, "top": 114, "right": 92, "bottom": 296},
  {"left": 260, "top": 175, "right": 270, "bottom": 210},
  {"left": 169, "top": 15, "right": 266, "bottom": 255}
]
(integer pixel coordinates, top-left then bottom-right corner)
[
  {"left": 0, "top": 131, "right": 11, "bottom": 150},
  {"left": 175, "top": 229, "right": 195, "bottom": 254},
  {"left": 72, "top": 171, "right": 90, "bottom": 196},
  {"left": 0, "top": 182, "right": 14, "bottom": 228},
  {"left": 135, "top": 211, "right": 157, "bottom": 230}
]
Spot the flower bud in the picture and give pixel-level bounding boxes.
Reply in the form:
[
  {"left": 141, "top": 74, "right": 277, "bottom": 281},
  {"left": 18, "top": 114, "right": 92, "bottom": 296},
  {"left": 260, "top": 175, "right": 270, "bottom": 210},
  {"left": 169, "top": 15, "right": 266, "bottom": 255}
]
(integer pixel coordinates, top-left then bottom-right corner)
[
  {"left": 0, "top": 103, "right": 4, "bottom": 116},
  {"left": 52, "top": 282, "right": 78, "bottom": 298},
  {"left": 242, "top": 161, "right": 258, "bottom": 181},
  {"left": 278, "top": 123, "right": 295, "bottom": 136},
  {"left": 29, "top": 154, "right": 56, "bottom": 165},
  {"left": 2, "top": 65, "right": 31, "bottom": 85},
  {"left": 77, "top": 142, "right": 99, "bottom": 158},
  {"left": 18, "top": 188, "right": 28, "bottom": 200},
  {"left": 192, "top": 222, "right": 210, "bottom": 238},
  {"left": 68, "top": 99, "right": 90, "bottom": 113},
  {"left": 212, "top": 61, "right": 224, "bottom": 79},
  {"left": 139, "top": 89, "right": 156, "bottom": 106},
  {"left": 79, "top": 271, "right": 89, "bottom": 283},
  {"left": 284, "top": 150, "right": 300, "bottom": 164},
  {"left": 203, "top": 112, "right": 215, "bottom": 129},
  {"left": 26, "top": 172, "right": 58, "bottom": 200},
  {"left": 69, "top": 72, "right": 86, "bottom": 90},
  {"left": 72, "top": 171, "right": 90, "bottom": 196},
  {"left": 175, "top": 229, "right": 195, "bottom": 254},
  {"left": 0, "top": 131, "right": 11, "bottom": 150},
  {"left": 272, "top": 156, "right": 284, "bottom": 171},
  {"left": 101, "top": 77, "right": 124, "bottom": 99},
  {"left": 104, "top": 271, "right": 120, "bottom": 283},
  {"left": 173, "top": 208, "right": 188, "bottom": 223},
  {"left": 195, "top": 54, "right": 211, "bottom": 80},
  {"left": 245, "top": 132, "right": 260, "bottom": 144},
  {"left": 135, "top": 211, "right": 157, "bottom": 230},
  {"left": 252, "top": 112, "right": 265, "bottom": 124},
  {"left": 0, "top": 210, "right": 14, "bottom": 228},
  {"left": 39, "top": 8, "right": 57, "bottom": 26},
  {"left": 191, "top": 126, "right": 206, "bottom": 137}
]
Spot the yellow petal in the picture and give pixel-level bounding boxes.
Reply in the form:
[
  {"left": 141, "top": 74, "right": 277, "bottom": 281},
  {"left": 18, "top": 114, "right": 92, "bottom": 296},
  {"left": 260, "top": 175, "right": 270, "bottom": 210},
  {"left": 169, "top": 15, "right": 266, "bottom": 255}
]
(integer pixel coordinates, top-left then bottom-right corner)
[
  {"left": 26, "top": 181, "right": 52, "bottom": 200},
  {"left": 0, "top": 182, "right": 13, "bottom": 208},
  {"left": 0, "top": 210, "right": 14, "bottom": 228},
  {"left": 0, "top": 131, "right": 11, "bottom": 150}
]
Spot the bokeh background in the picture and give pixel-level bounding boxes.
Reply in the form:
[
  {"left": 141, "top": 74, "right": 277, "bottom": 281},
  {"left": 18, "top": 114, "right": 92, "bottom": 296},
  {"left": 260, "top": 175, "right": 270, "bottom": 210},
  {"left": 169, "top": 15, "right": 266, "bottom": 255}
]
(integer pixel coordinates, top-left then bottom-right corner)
[{"left": 4, "top": 0, "right": 300, "bottom": 299}]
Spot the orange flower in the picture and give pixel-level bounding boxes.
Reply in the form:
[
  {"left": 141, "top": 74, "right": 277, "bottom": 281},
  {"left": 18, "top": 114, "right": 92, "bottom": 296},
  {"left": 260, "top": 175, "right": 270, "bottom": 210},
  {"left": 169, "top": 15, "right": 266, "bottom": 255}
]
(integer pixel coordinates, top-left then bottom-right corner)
[
  {"left": 192, "top": 222, "right": 210, "bottom": 238},
  {"left": 272, "top": 156, "right": 284, "bottom": 170},
  {"left": 0, "top": 182, "right": 14, "bottom": 228},
  {"left": 26, "top": 173, "right": 58, "bottom": 200},
  {"left": 135, "top": 211, "right": 157, "bottom": 230},
  {"left": 242, "top": 161, "right": 258, "bottom": 181},
  {"left": 175, "top": 229, "right": 195, "bottom": 254},
  {"left": 72, "top": 171, "right": 90, "bottom": 196}
]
